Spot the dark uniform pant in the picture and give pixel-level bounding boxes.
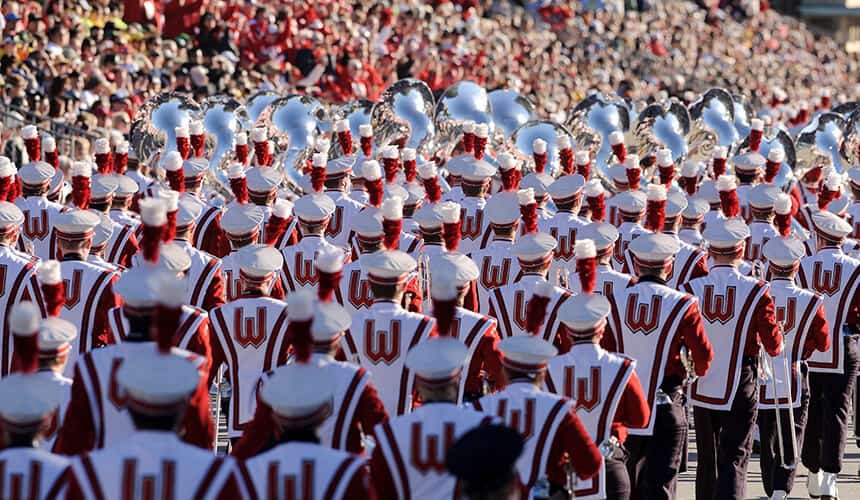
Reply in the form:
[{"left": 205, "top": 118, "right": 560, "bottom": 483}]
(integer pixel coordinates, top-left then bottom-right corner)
[
  {"left": 606, "top": 446, "right": 631, "bottom": 500},
  {"left": 693, "top": 357, "right": 757, "bottom": 500},
  {"left": 802, "top": 335, "right": 860, "bottom": 474},
  {"left": 758, "top": 364, "right": 809, "bottom": 496},
  {"left": 625, "top": 384, "right": 686, "bottom": 500}
]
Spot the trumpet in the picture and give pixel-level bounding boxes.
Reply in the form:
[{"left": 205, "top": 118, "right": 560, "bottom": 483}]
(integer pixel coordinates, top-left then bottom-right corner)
[
  {"left": 417, "top": 251, "right": 431, "bottom": 310},
  {"left": 761, "top": 322, "right": 798, "bottom": 469}
]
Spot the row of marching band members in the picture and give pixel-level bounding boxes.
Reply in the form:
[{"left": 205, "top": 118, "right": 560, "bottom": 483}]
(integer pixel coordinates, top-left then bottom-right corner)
[{"left": 0, "top": 116, "right": 855, "bottom": 500}]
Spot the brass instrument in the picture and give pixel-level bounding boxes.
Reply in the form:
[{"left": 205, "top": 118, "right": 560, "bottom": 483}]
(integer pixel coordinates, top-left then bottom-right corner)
[
  {"left": 738, "top": 125, "right": 796, "bottom": 190},
  {"left": 565, "top": 93, "right": 631, "bottom": 183},
  {"left": 130, "top": 92, "right": 200, "bottom": 168},
  {"left": 265, "top": 94, "right": 328, "bottom": 194},
  {"left": 488, "top": 89, "right": 537, "bottom": 147},
  {"left": 633, "top": 98, "right": 690, "bottom": 172},
  {"left": 371, "top": 79, "right": 436, "bottom": 155},
  {"left": 434, "top": 80, "right": 494, "bottom": 158},
  {"left": 795, "top": 112, "right": 847, "bottom": 177},
  {"left": 198, "top": 95, "right": 249, "bottom": 202},
  {"left": 687, "top": 88, "right": 739, "bottom": 164}
]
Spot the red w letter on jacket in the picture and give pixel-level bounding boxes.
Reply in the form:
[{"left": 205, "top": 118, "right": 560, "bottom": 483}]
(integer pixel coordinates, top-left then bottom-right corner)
[
  {"left": 701, "top": 286, "right": 736, "bottom": 324},
  {"left": 410, "top": 422, "right": 456, "bottom": 474},
  {"left": 625, "top": 294, "right": 662, "bottom": 335}
]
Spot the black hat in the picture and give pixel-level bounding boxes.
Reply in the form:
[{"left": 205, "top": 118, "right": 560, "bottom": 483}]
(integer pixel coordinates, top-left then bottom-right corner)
[{"left": 446, "top": 424, "right": 523, "bottom": 497}]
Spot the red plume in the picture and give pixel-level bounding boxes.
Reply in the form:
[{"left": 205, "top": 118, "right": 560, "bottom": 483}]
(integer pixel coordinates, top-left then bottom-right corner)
[
  {"left": 38, "top": 261, "right": 64, "bottom": 318},
  {"left": 24, "top": 138, "right": 41, "bottom": 164},
  {"left": 520, "top": 203, "right": 538, "bottom": 233},
  {"left": 382, "top": 158, "right": 399, "bottom": 184},
  {"left": 712, "top": 157, "right": 727, "bottom": 178},
  {"left": 717, "top": 176, "right": 739, "bottom": 218},
  {"left": 442, "top": 222, "right": 461, "bottom": 252},
  {"left": 382, "top": 219, "right": 401, "bottom": 250},
  {"left": 774, "top": 194, "right": 792, "bottom": 237},
  {"left": 586, "top": 189, "right": 605, "bottom": 222},
  {"left": 44, "top": 150, "right": 59, "bottom": 170},
  {"left": 532, "top": 152, "right": 547, "bottom": 174},
  {"left": 575, "top": 240, "right": 598, "bottom": 294},
  {"left": 500, "top": 169, "right": 521, "bottom": 191},
  {"left": 626, "top": 166, "right": 641, "bottom": 191},
  {"left": 432, "top": 282, "right": 459, "bottom": 337},
  {"left": 287, "top": 294, "right": 314, "bottom": 363},
  {"left": 422, "top": 176, "right": 441, "bottom": 203},
  {"left": 524, "top": 282, "right": 553, "bottom": 335},
  {"left": 559, "top": 146, "right": 573, "bottom": 176},
  {"left": 365, "top": 179, "right": 384, "bottom": 207},
  {"left": 114, "top": 146, "right": 128, "bottom": 175},
  {"left": 10, "top": 303, "right": 40, "bottom": 374},
  {"left": 190, "top": 134, "right": 205, "bottom": 158},
  {"left": 265, "top": 200, "right": 292, "bottom": 246},
  {"left": 644, "top": 185, "right": 667, "bottom": 232},
  {"left": 360, "top": 136, "right": 373, "bottom": 157},
  {"left": 230, "top": 176, "right": 249, "bottom": 204}
]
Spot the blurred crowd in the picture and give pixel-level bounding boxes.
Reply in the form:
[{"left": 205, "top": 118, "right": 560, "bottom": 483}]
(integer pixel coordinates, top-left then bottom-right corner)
[{"left": 0, "top": 0, "right": 857, "bottom": 159}]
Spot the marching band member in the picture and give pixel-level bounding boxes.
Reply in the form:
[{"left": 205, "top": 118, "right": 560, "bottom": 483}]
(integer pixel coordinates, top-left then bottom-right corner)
[
  {"left": 113, "top": 243, "right": 212, "bottom": 363},
  {"left": 732, "top": 118, "right": 766, "bottom": 223},
  {"left": 487, "top": 231, "right": 572, "bottom": 352},
  {"left": 219, "top": 202, "right": 286, "bottom": 301},
  {"left": 54, "top": 201, "right": 213, "bottom": 454},
  {"left": 569, "top": 221, "right": 635, "bottom": 299},
  {"left": 429, "top": 257, "right": 503, "bottom": 401},
  {"left": 541, "top": 173, "right": 588, "bottom": 281},
  {"left": 235, "top": 263, "right": 388, "bottom": 457},
  {"left": 471, "top": 191, "right": 522, "bottom": 315},
  {"left": 0, "top": 303, "right": 71, "bottom": 497},
  {"left": 237, "top": 301, "right": 377, "bottom": 499},
  {"left": 89, "top": 175, "right": 139, "bottom": 268},
  {"left": 15, "top": 144, "right": 66, "bottom": 261},
  {"left": 610, "top": 173, "right": 646, "bottom": 271},
  {"left": 679, "top": 197, "right": 710, "bottom": 247},
  {"left": 65, "top": 283, "right": 240, "bottom": 499},
  {"left": 31, "top": 308, "right": 77, "bottom": 451},
  {"left": 797, "top": 211, "right": 860, "bottom": 499},
  {"left": 208, "top": 244, "right": 290, "bottom": 443},
  {"left": 744, "top": 184, "right": 781, "bottom": 264},
  {"left": 50, "top": 210, "right": 121, "bottom": 375},
  {"left": 759, "top": 235, "right": 830, "bottom": 500},
  {"left": 107, "top": 173, "right": 141, "bottom": 232},
  {"left": 246, "top": 166, "right": 299, "bottom": 249},
  {"left": 87, "top": 214, "right": 120, "bottom": 272},
  {"left": 546, "top": 239, "right": 650, "bottom": 500},
  {"left": 683, "top": 217, "right": 783, "bottom": 500},
  {"left": 0, "top": 201, "right": 44, "bottom": 376},
  {"left": 477, "top": 297, "right": 604, "bottom": 498},
  {"left": 612, "top": 231, "right": 713, "bottom": 499},
  {"left": 456, "top": 157, "right": 495, "bottom": 255},
  {"left": 660, "top": 191, "right": 708, "bottom": 288},
  {"left": 325, "top": 127, "right": 367, "bottom": 248},
  {"left": 342, "top": 248, "right": 436, "bottom": 416},
  {"left": 371, "top": 336, "right": 494, "bottom": 499},
  {"left": 280, "top": 187, "right": 346, "bottom": 294},
  {"left": 168, "top": 193, "right": 225, "bottom": 311}
]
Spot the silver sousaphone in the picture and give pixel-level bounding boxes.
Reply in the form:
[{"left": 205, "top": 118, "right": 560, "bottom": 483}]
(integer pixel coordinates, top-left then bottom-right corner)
[
  {"left": 198, "top": 96, "right": 249, "bottom": 201},
  {"left": 488, "top": 89, "right": 537, "bottom": 146},
  {"left": 266, "top": 94, "right": 327, "bottom": 192},
  {"left": 633, "top": 98, "right": 690, "bottom": 167},
  {"left": 795, "top": 112, "right": 847, "bottom": 176},
  {"left": 434, "top": 80, "right": 494, "bottom": 158},
  {"left": 841, "top": 108, "right": 860, "bottom": 166},
  {"left": 245, "top": 90, "right": 281, "bottom": 126},
  {"left": 131, "top": 92, "right": 200, "bottom": 167},
  {"left": 687, "top": 88, "right": 739, "bottom": 164},
  {"left": 511, "top": 120, "right": 575, "bottom": 177},
  {"left": 371, "top": 79, "right": 435, "bottom": 156},
  {"left": 565, "top": 93, "right": 631, "bottom": 182},
  {"left": 731, "top": 94, "right": 756, "bottom": 140}
]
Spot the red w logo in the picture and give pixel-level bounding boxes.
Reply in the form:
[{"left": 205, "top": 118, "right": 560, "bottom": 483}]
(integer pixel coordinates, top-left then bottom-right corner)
[
  {"left": 613, "top": 237, "right": 630, "bottom": 265},
  {"left": 480, "top": 257, "right": 511, "bottom": 290},
  {"left": 348, "top": 270, "right": 374, "bottom": 310},
  {"left": 549, "top": 227, "right": 577, "bottom": 261},
  {"left": 120, "top": 459, "right": 177, "bottom": 500},
  {"left": 108, "top": 358, "right": 127, "bottom": 410},
  {"left": 364, "top": 320, "right": 401, "bottom": 364},
  {"left": 23, "top": 209, "right": 49, "bottom": 241},
  {"left": 812, "top": 262, "right": 842, "bottom": 296},
  {"left": 271, "top": 460, "right": 315, "bottom": 500},
  {"left": 410, "top": 422, "right": 456, "bottom": 474},
  {"left": 63, "top": 269, "right": 83, "bottom": 309},
  {"left": 293, "top": 253, "right": 318, "bottom": 286},
  {"left": 224, "top": 269, "right": 241, "bottom": 302},
  {"left": 461, "top": 209, "right": 484, "bottom": 240},
  {"left": 563, "top": 366, "right": 601, "bottom": 411},
  {"left": 4, "top": 463, "right": 43, "bottom": 500},
  {"left": 601, "top": 282, "right": 614, "bottom": 298},
  {"left": 513, "top": 291, "right": 528, "bottom": 332},
  {"left": 625, "top": 294, "right": 662, "bottom": 335},
  {"left": 776, "top": 297, "right": 797, "bottom": 333},
  {"left": 326, "top": 206, "right": 344, "bottom": 238},
  {"left": 701, "top": 286, "right": 736, "bottom": 324},
  {"left": 496, "top": 398, "right": 536, "bottom": 440},
  {"left": 233, "top": 307, "right": 267, "bottom": 348}
]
